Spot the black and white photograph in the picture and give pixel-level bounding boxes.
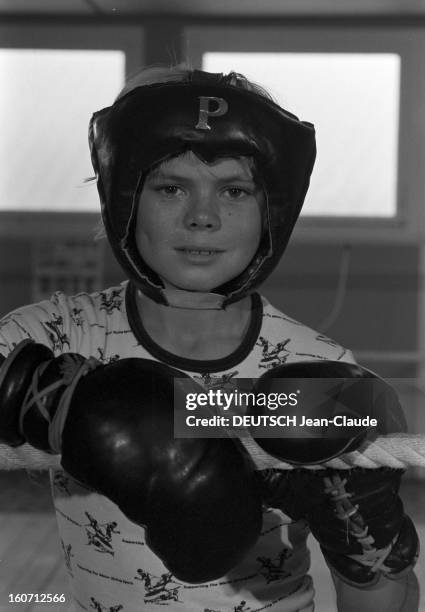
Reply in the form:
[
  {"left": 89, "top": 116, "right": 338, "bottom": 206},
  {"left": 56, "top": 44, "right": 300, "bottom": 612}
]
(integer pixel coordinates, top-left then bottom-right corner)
[{"left": 0, "top": 1, "right": 424, "bottom": 611}]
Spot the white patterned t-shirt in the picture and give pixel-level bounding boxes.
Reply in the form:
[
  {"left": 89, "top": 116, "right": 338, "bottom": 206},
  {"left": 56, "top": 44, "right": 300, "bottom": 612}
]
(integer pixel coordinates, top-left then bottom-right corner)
[{"left": 0, "top": 281, "right": 355, "bottom": 612}]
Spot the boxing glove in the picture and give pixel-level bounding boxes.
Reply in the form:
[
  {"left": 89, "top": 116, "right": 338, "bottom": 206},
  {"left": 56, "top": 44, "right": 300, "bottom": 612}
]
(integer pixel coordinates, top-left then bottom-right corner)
[
  {"left": 0, "top": 340, "right": 262, "bottom": 583},
  {"left": 0, "top": 340, "right": 53, "bottom": 447},
  {"left": 249, "top": 360, "right": 407, "bottom": 464},
  {"left": 258, "top": 466, "right": 419, "bottom": 587},
  {"left": 251, "top": 361, "right": 418, "bottom": 586}
]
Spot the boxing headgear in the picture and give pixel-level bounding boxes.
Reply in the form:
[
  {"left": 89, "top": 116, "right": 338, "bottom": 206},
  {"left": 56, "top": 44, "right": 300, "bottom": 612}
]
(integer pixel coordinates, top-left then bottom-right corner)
[{"left": 89, "top": 70, "right": 316, "bottom": 308}]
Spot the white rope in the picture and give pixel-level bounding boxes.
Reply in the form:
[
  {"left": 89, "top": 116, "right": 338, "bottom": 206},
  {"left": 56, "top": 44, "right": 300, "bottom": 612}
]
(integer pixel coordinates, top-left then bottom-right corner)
[
  {"left": 0, "top": 443, "right": 61, "bottom": 470},
  {"left": 322, "top": 434, "right": 425, "bottom": 469},
  {"left": 1, "top": 436, "right": 424, "bottom": 472},
  {"left": 245, "top": 434, "right": 425, "bottom": 470}
]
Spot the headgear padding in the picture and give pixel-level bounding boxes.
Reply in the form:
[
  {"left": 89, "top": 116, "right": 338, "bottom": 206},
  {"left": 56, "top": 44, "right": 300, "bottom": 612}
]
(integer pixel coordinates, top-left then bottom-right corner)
[{"left": 89, "top": 70, "right": 316, "bottom": 308}]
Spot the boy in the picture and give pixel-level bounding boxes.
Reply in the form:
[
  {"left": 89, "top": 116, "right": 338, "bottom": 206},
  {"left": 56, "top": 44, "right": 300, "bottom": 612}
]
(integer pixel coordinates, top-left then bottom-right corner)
[{"left": 0, "top": 67, "right": 418, "bottom": 611}]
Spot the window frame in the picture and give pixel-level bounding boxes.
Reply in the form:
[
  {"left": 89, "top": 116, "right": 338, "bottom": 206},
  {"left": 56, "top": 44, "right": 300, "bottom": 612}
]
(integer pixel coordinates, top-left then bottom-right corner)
[
  {"left": 0, "top": 23, "right": 143, "bottom": 238},
  {"left": 184, "top": 25, "right": 425, "bottom": 244}
]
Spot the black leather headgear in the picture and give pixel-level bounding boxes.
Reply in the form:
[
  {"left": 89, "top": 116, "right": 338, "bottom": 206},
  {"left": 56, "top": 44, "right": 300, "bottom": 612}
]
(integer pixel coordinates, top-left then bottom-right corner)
[{"left": 89, "top": 70, "right": 316, "bottom": 308}]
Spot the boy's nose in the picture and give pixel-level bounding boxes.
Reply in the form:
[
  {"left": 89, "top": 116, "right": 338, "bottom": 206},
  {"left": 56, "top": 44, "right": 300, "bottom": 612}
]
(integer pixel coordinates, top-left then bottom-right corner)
[{"left": 183, "top": 198, "right": 221, "bottom": 231}]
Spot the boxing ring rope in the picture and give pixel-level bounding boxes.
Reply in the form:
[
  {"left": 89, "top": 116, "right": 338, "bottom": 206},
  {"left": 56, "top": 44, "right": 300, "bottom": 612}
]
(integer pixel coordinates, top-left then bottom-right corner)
[
  {"left": 248, "top": 434, "right": 425, "bottom": 470},
  {"left": 1, "top": 435, "right": 425, "bottom": 472}
]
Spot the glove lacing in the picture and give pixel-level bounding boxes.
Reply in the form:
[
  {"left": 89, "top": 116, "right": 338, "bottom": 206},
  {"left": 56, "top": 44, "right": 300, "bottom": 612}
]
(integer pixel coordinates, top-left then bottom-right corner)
[
  {"left": 19, "top": 354, "right": 101, "bottom": 453},
  {"left": 323, "top": 472, "right": 395, "bottom": 573}
]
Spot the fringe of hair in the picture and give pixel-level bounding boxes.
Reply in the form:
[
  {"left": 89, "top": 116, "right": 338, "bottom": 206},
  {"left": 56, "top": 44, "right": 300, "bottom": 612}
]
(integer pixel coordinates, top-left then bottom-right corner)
[{"left": 115, "top": 62, "right": 275, "bottom": 103}]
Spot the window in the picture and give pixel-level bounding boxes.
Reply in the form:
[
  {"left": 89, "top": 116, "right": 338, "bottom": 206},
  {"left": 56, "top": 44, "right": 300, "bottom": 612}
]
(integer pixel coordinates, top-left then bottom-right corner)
[
  {"left": 204, "top": 52, "right": 400, "bottom": 219},
  {"left": 0, "top": 49, "right": 124, "bottom": 212},
  {"left": 0, "top": 24, "right": 143, "bottom": 236},
  {"left": 185, "top": 26, "right": 425, "bottom": 243}
]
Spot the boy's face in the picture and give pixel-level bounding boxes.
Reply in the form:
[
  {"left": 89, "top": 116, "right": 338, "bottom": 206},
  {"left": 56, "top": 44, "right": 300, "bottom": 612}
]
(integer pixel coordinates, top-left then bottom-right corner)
[{"left": 135, "top": 151, "right": 264, "bottom": 293}]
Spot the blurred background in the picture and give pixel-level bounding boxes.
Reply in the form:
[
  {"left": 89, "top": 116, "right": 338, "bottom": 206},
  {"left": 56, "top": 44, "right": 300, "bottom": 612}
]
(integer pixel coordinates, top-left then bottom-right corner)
[{"left": 0, "top": 0, "right": 424, "bottom": 610}]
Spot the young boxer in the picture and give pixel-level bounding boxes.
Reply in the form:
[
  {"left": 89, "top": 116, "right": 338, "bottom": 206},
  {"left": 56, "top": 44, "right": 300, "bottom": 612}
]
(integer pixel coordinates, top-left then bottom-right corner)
[{"left": 0, "top": 66, "right": 418, "bottom": 611}]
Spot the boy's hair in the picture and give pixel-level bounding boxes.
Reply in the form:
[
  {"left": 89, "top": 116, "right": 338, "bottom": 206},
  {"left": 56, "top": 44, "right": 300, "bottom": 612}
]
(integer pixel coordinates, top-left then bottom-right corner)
[
  {"left": 89, "top": 65, "right": 316, "bottom": 308},
  {"left": 116, "top": 64, "right": 275, "bottom": 104}
]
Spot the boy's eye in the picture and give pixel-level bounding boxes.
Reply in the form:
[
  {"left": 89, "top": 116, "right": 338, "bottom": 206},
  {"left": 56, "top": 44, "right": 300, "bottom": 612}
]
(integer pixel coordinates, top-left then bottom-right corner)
[
  {"left": 157, "top": 185, "right": 183, "bottom": 197},
  {"left": 224, "top": 187, "right": 252, "bottom": 199}
]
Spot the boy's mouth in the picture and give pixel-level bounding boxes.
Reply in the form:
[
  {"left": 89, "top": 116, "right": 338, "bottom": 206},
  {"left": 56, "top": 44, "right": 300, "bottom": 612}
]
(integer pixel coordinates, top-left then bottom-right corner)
[
  {"left": 175, "top": 247, "right": 225, "bottom": 261},
  {"left": 175, "top": 247, "right": 225, "bottom": 255}
]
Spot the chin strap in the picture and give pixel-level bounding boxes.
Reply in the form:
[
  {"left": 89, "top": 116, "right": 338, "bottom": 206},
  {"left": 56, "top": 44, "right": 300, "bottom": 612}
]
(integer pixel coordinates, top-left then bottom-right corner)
[{"left": 161, "top": 288, "right": 226, "bottom": 310}]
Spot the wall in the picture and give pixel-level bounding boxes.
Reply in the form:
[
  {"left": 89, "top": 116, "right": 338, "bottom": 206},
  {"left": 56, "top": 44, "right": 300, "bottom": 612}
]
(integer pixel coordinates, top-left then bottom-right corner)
[{"left": 0, "top": 15, "right": 421, "bottom": 384}]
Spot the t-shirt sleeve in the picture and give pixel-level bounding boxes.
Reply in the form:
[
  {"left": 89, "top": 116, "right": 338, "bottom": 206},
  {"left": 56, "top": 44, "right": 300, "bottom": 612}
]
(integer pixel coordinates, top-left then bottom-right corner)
[{"left": 0, "top": 292, "right": 78, "bottom": 355}]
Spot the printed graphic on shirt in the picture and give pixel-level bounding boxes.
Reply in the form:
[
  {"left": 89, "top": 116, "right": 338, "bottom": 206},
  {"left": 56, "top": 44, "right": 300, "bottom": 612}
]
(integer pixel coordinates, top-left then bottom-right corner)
[
  {"left": 84, "top": 512, "right": 120, "bottom": 555},
  {"left": 89, "top": 596, "right": 123, "bottom": 611},
  {"left": 42, "top": 313, "right": 70, "bottom": 351},
  {"left": 135, "top": 569, "right": 182, "bottom": 604},
  {"left": 257, "top": 336, "right": 291, "bottom": 368},
  {"left": 195, "top": 371, "right": 239, "bottom": 390},
  {"left": 96, "top": 347, "right": 121, "bottom": 364},
  {"left": 257, "top": 333, "right": 350, "bottom": 366},
  {"left": 99, "top": 289, "right": 124, "bottom": 315},
  {"left": 61, "top": 539, "right": 74, "bottom": 576},
  {"left": 256, "top": 548, "right": 292, "bottom": 583},
  {"left": 71, "top": 307, "right": 86, "bottom": 328}
]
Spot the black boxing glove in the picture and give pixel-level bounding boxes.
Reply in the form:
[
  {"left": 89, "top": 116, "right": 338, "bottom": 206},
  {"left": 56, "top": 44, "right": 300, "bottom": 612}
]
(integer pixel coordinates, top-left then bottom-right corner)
[
  {"left": 251, "top": 361, "right": 418, "bottom": 587},
  {"left": 249, "top": 360, "right": 407, "bottom": 464},
  {"left": 258, "top": 466, "right": 419, "bottom": 587},
  {"left": 0, "top": 340, "right": 262, "bottom": 583},
  {"left": 0, "top": 340, "right": 53, "bottom": 447}
]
